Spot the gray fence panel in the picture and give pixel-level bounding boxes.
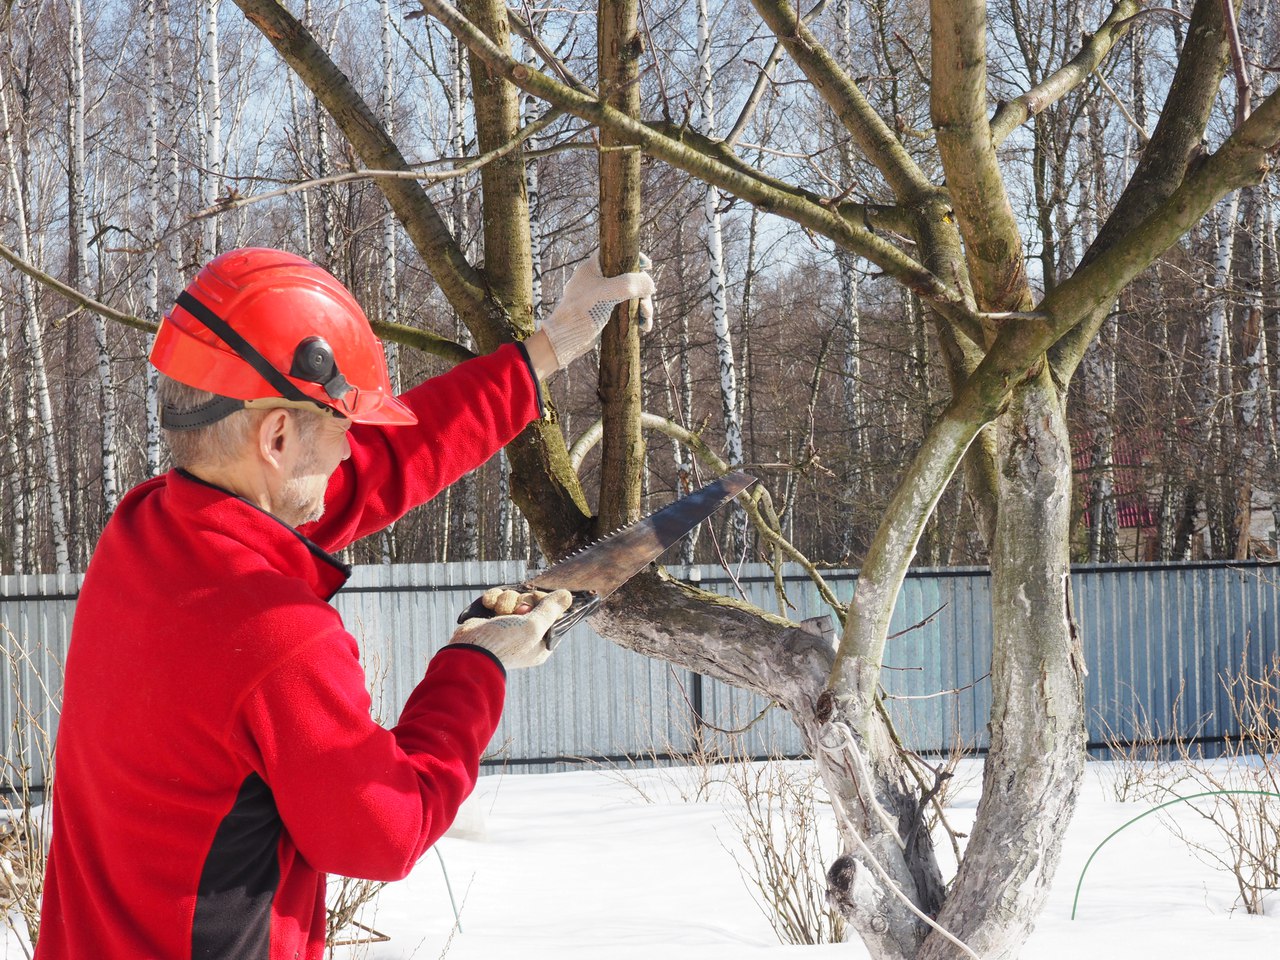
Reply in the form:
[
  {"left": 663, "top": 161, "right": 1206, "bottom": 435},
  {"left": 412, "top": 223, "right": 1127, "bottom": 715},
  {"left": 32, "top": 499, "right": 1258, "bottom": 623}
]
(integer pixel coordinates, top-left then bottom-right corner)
[
  {"left": 6, "top": 561, "right": 1280, "bottom": 790},
  {"left": 0, "top": 573, "right": 80, "bottom": 794}
]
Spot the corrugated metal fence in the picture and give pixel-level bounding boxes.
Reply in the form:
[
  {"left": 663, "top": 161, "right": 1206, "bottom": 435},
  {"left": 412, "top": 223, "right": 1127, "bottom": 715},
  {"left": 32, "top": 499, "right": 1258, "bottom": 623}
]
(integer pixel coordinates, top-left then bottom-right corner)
[{"left": 3, "top": 560, "right": 1278, "bottom": 789}]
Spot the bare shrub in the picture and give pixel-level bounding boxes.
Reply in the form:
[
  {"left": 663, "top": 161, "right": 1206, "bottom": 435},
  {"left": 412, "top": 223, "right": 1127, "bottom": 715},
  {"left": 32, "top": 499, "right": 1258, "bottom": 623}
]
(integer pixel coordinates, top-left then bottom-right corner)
[
  {"left": 1, "top": 627, "right": 58, "bottom": 958},
  {"left": 1160, "top": 647, "right": 1280, "bottom": 915},
  {"left": 1093, "top": 683, "right": 1197, "bottom": 803},
  {"left": 325, "top": 876, "right": 389, "bottom": 958},
  {"left": 721, "top": 758, "right": 846, "bottom": 945}
]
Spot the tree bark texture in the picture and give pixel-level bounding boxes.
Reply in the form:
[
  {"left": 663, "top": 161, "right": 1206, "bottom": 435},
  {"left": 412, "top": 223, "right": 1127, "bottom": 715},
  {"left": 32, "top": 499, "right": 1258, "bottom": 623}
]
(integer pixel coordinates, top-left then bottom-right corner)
[{"left": 595, "top": 0, "right": 646, "bottom": 532}]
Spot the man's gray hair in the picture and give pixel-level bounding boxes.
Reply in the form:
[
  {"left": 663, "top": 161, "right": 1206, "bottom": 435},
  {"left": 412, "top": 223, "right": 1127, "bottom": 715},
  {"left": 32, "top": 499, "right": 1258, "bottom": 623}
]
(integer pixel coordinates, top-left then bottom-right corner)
[{"left": 157, "top": 374, "right": 328, "bottom": 469}]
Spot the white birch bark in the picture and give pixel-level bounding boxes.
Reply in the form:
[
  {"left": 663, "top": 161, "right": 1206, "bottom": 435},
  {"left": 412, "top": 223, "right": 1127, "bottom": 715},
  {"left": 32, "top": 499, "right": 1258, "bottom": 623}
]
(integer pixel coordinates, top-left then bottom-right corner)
[
  {"left": 1236, "top": 186, "right": 1268, "bottom": 558},
  {"left": 1199, "top": 196, "right": 1241, "bottom": 556},
  {"left": 835, "top": 0, "right": 865, "bottom": 550},
  {"left": 287, "top": 75, "right": 316, "bottom": 261},
  {"left": 379, "top": 0, "right": 400, "bottom": 564},
  {"left": 2, "top": 70, "right": 70, "bottom": 573},
  {"left": 160, "top": 0, "right": 182, "bottom": 289},
  {"left": 71, "top": 0, "right": 119, "bottom": 511},
  {"left": 1268, "top": 185, "right": 1280, "bottom": 549},
  {"left": 144, "top": 0, "right": 163, "bottom": 474},
  {"left": 1264, "top": 180, "right": 1280, "bottom": 472},
  {"left": 1079, "top": 36, "right": 1117, "bottom": 561},
  {"left": 1199, "top": 196, "right": 1240, "bottom": 421},
  {"left": 201, "top": 0, "right": 223, "bottom": 256},
  {"left": 0, "top": 302, "right": 23, "bottom": 571},
  {"left": 696, "top": 0, "right": 741, "bottom": 474},
  {"left": 380, "top": 0, "right": 399, "bottom": 368},
  {"left": 304, "top": 1, "right": 339, "bottom": 264}
]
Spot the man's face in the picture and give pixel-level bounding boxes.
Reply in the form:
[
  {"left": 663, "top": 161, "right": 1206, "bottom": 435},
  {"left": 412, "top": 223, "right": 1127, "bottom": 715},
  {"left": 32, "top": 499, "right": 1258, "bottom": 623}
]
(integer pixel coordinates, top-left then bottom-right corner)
[{"left": 278, "top": 413, "right": 352, "bottom": 527}]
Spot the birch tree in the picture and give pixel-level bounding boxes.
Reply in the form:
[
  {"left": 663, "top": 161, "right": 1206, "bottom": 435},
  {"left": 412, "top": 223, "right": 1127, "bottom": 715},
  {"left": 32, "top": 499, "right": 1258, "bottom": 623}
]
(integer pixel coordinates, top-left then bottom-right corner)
[
  {"left": 695, "top": 0, "right": 742, "bottom": 481},
  {"left": 144, "top": 0, "right": 164, "bottom": 475},
  {"left": 200, "top": 0, "right": 224, "bottom": 257},
  {"left": 70, "top": 0, "right": 119, "bottom": 513},
  {"left": 1, "top": 63, "right": 70, "bottom": 574}
]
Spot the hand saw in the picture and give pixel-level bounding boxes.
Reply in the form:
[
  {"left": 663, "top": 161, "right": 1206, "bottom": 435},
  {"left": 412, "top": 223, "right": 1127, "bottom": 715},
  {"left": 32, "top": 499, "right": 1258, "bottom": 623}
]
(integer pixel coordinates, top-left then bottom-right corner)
[{"left": 457, "top": 471, "right": 756, "bottom": 648}]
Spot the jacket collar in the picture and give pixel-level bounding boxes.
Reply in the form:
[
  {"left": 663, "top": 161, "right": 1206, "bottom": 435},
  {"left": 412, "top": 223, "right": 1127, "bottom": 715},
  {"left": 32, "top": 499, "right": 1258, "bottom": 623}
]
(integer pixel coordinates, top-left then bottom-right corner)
[{"left": 168, "top": 469, "right": 351, "bottom": 601}]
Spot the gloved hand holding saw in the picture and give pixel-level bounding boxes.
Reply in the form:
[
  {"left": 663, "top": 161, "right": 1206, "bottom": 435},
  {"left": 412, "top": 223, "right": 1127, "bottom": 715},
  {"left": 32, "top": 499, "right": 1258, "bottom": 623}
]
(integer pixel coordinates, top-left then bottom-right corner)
[
  {"left": 540, "top": 251, "right": 656, "bottom": 368},
  {"left": 449, "top": 588, "right": 573, "bottom": 669}
]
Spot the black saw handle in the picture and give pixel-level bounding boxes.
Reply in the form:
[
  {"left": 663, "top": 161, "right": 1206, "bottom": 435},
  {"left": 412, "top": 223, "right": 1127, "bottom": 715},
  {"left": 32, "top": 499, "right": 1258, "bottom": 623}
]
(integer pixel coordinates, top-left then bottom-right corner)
[{"left": 456, "top": 587, "right": 602, "bottom": 650}]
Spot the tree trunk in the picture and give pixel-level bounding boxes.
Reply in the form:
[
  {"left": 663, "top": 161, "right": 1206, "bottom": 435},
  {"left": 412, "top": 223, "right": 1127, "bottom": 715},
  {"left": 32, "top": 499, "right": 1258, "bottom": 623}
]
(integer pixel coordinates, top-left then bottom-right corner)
[
  {"left": 71, "top": 0, "right": 119, "bottom": 513},
  {"left": 0, "top": 303, "right": 23, "bottom": 571},
  {"left": 2, "top": 73, "right": 70, "bottom": 573},
  {"left": 595, "top": 0, "right": 646, "bottom": 533},
  {"left": 696, "top": 0, "right": 743, "bottom": 480},
  {"left": 202, "top": 0, "right": 223, "bottom": 257},
  {"left": 920, "top": 367, "right": 1086, "bottom": 960},
  {"left": 145, "top": 0, "right": 163, "bottom": 475},
  {"left": 1199, "top": 196, "right": 1241, "bottom": 557}
]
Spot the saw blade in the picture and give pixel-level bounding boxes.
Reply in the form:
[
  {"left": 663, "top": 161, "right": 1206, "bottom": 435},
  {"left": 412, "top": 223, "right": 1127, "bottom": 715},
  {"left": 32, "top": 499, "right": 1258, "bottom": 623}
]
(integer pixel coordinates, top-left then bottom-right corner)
[{"left": 524, "top": 471, "right": 756, "bottom": 599}]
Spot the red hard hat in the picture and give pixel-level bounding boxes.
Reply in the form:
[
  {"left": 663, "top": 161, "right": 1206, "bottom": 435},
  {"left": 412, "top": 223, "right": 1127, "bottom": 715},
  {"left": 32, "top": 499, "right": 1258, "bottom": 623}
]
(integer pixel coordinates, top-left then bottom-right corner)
[{"left": 150, "top": 247, "right": 416, "bottom": 427}]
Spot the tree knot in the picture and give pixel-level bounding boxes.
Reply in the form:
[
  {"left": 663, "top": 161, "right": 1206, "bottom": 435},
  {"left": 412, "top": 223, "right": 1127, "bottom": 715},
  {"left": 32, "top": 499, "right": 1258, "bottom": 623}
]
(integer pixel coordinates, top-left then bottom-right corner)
[
  {"left": 826, "top": 854, "right": 857, "bottom": 897},
  {"left": 815, "top": 689, "right": 837, "bottom": 723}
]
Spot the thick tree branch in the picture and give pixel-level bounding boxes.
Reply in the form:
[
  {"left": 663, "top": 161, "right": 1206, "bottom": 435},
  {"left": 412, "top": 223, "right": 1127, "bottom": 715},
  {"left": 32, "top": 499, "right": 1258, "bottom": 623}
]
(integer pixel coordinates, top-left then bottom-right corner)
[
  {"left": 931, "top": 0, "right": 1034, "bottom": 321},
  {"left": 1051, "top": 0, "right": 1237, "bottom": 377},
  {"left": 649, "top": 121, "right": 914, "bottom": 234},
  {"left": 233, "top": 0, "right": 491, "bottom": 328}
]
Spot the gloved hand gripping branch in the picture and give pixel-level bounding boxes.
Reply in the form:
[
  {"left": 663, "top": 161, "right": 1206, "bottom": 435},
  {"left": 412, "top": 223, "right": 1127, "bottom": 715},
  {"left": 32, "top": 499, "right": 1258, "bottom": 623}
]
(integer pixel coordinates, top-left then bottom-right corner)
[{"left": 540, "top": 252, "right": 656, "bottom": 368}]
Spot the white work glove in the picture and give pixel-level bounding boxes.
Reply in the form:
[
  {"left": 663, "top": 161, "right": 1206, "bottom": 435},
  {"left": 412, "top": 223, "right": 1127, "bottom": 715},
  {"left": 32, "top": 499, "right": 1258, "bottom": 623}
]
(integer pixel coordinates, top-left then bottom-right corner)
[
  {"left": 449, "top": 588, "right": 573, "bottom": 669},
  {"left": 541, "top": 251, "right": 656, "bottom": 367}
]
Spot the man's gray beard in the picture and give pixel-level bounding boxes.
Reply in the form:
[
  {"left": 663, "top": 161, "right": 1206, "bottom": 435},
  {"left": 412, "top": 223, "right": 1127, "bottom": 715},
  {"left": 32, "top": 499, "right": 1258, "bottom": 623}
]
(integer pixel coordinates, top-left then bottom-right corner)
[
  {"left": 279, "top": 447, "right": 328, "bottom": 527},
  {"left": 280, "top": 475, "right": 327, "bottom": 527}
]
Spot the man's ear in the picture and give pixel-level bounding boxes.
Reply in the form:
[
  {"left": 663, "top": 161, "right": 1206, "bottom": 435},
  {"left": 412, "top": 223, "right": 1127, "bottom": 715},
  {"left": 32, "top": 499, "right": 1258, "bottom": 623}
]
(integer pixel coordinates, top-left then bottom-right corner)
[{"left": 255, "top": 409, "right": 293, "bottom": 473}]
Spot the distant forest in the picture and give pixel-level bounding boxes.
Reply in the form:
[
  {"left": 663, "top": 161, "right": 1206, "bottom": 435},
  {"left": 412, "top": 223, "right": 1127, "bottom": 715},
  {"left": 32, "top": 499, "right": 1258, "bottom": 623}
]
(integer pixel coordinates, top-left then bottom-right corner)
[{"left": 2, "top": 0, "right": 1277, "bottom": 575}]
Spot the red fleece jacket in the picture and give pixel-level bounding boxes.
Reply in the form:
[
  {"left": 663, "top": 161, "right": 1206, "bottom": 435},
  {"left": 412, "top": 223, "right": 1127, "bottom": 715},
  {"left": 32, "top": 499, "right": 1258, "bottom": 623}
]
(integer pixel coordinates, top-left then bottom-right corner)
[{"left": 36, "top": 344, "right": 541, "bottom": 960}]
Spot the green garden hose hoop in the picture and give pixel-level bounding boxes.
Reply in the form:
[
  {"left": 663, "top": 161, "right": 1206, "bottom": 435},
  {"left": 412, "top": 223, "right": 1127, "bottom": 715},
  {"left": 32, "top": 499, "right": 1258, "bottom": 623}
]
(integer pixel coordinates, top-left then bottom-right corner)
[{"left": 1071, "top": 789, "right": 1280, "bottom": 920}]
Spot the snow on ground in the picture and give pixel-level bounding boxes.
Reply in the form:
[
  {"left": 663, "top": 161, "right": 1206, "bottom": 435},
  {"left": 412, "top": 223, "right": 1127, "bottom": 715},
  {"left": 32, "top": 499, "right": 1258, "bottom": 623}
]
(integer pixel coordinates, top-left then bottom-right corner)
[
  {"left": 4, "top": 759, "right": 1278, "bottom": 958},
  {"left": 349, "top": 759, "right": 1280, "bottom": 959}
]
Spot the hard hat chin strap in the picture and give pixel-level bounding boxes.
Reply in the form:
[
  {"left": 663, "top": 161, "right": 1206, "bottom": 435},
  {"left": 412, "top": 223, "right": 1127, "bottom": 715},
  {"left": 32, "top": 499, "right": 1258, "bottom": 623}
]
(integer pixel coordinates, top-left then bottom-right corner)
[{"left": 175, "top": 291, "right": 319, "bottom": 406}]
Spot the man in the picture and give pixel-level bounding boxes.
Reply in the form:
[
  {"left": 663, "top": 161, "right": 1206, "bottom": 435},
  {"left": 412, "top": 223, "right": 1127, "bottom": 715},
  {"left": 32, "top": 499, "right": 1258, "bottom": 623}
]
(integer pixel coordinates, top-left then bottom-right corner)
[{"left": 35, "top": 247, "right": 654, "bottom": 959}]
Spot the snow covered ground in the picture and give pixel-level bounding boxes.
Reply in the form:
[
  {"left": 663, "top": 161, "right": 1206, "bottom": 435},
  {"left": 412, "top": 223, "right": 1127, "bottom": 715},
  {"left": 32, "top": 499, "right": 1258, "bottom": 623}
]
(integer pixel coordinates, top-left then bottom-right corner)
[
  {"left": 5, "top": 759, "right": 1277, "bottom": 958},
  {"left": 344, "top": 758, "right": 1278, "bottom": 960}
]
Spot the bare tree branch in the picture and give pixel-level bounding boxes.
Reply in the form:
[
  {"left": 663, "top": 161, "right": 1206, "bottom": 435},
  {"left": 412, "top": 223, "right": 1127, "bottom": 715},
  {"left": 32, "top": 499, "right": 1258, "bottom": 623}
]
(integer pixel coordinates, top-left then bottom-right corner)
[
  {"left": 990, "top": 0, "right": 1143, "bottom": 147},
  {"left": 175, "top": 107, "right": 564, "bottom": 243},
  {"left": 0, "top": 240, "right": 154, "bottom": 334},
  {"left": 418, "top": 0, "right": 969, "bottom": 314},
  {"left": 234, "top": 0, "right": 491, "bottom": 329}
]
